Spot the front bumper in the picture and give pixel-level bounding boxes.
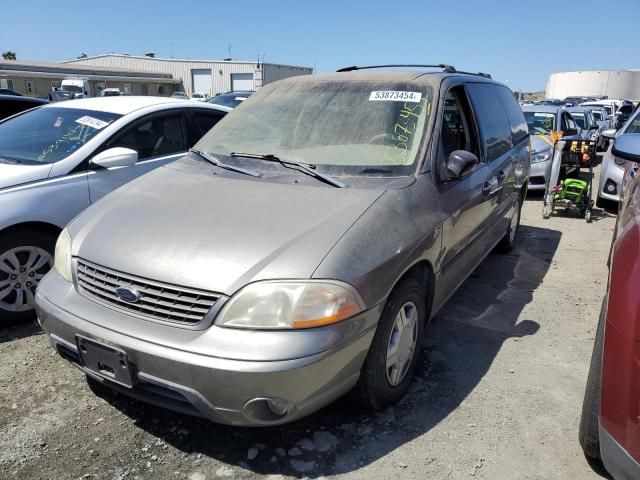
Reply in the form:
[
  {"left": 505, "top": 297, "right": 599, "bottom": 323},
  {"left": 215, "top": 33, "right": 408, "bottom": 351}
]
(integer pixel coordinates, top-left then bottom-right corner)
[
  {"left": 528, "top": 159, "right": 552, "bottom": 191},
  {"left": 598, "top": 161, "right": 624, "bottom": 203},
  {"left": 36, "top": 271, "right": 379, "bottom": 426},
  {"left": 601, "top": 424, "right": 640, "bottom": 480}
]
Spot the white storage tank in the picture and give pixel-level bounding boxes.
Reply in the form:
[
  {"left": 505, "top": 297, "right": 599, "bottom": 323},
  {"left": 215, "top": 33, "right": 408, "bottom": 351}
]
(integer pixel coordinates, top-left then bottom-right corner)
[{"left": 546, "top": 70, "right": 640, "bottom": 100}]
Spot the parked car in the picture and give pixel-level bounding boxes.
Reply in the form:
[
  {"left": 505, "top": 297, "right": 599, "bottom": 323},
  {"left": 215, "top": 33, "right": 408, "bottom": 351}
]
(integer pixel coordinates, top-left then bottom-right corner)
[
  {"left": 207, "top": 90, "right": 253, "bottom": 109},
  {"left": 101, "top": 88, "right": 122, "bottom": 97},
  {"left": 584, "top": 105, "right": 612, "bottom": 129},
  {"left": 596, "top": 109, "right": 640, "bottom": 208},
  {"left": 0, "top": 96, "right": 230, "bottom": 322},
  {"left": 567, "top": 107, "right": 605, "bottom": 149},
  {"left": 170, "top": 91, "right": 188, "bottom": 99},
  {"left": 48, "top": 90, "right": 73, "bottom": 102},
  {"left": 0, "top": 88, "right": 21, "bottom": 96},
  {"left": 0, "top": 94, "right": 48, "bottom": 121},
  {"left": 522, "top": 104, "right": 579, "bottom": 190},
  {"left": 37, "top": 67, "right": 530, "bottom": 426},
  {"left": 579, "top": 133, "right": 640, "bottom": 480},
  {"left": 191, "top": 92, "right": 209, "bottom": 102}
]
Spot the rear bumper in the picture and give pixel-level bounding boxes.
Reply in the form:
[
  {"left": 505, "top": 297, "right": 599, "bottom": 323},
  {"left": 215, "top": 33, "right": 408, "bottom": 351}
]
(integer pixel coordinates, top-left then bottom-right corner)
[
  {"left": 36, "top": 273, "right": 379, "bottom": 426},
  {"left": 601, "top": 424, "right": 640, "bottom": 480}
]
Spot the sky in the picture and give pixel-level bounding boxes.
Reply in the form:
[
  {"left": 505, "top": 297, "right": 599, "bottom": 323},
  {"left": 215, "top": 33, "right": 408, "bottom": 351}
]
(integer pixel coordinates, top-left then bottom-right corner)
[{"left": 2, "top": 0, "right": 638, "bottom": 92}]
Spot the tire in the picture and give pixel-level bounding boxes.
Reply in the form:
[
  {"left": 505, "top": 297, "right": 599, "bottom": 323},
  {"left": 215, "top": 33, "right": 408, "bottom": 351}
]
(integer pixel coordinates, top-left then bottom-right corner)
[
  {"left": 355, "top": 277, "right": 426, "bottom": 410},
  {"left": 0, "top": 229, "right": 56, "bottom": 324},
  {"left": 579, "top": 295, "right": 607, "bottom": 463},
  {"left": 496, "top": 196, "right": 522, "bottom": 253}
]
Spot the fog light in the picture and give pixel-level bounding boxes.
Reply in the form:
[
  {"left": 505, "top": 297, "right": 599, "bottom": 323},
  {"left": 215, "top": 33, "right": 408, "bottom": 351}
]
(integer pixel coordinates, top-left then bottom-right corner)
[
  {"left": 266, "top": 398, "right": 289, "bottom": 416},
  {"left": 607, "top": 184, "right": 616, "bottom": 193}
]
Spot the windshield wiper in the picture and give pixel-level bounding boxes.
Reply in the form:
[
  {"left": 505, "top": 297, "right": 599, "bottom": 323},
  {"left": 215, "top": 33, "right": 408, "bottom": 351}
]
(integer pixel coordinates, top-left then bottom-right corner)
[
  {"left": 230, "top": 152, "right": 347, "bottom": 188},
  {"left": 190, "top": 149, "right": 261, "bottom": 178}
]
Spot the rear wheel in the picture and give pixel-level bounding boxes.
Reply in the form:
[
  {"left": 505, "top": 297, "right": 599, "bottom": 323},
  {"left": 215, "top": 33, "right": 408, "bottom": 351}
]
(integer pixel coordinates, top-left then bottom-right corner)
[
  {"left": 355, "top": 277, "right": 425, "bottom": 410},
  {"left": 0, "top": 230, "right": 55, "bottom": 324},
  {"left": 579, "top": 295, "right": 607, "bottom": 464}
]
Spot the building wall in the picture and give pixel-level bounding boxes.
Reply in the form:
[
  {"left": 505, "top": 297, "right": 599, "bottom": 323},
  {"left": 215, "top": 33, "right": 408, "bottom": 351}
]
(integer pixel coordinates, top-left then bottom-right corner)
[
  {"left": 546, "top": 70, "right": 640, "bottom": 100},
  {"left": 65, "top": 55, "right": 312, "bottom": 96}
]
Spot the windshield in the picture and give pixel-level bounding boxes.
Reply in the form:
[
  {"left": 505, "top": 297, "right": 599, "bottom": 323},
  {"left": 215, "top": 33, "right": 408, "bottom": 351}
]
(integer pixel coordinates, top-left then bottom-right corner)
[
  {"left": 524, "top": 111, "right": 556, "bottom": 135},
  {"left": 196, "top": 80, "right": 433, "bottom": 175},
  {"left": 208, "top": 94, "right": 250, "bottom": 109},
  {"left": 0, "top": 107, "right": 121, "bottom": 164},
  {"left": 570, "top": 113, "right": 586, "bottom": 129},
  {"left": 624, "top": 111, "right": 640, "bottom": 134}
]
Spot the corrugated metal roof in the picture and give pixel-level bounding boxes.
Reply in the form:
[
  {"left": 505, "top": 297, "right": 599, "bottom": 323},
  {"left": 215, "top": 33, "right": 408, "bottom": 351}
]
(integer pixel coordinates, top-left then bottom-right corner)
[{"left": 0, "top": 59, "right": 173, "bottom": 79}]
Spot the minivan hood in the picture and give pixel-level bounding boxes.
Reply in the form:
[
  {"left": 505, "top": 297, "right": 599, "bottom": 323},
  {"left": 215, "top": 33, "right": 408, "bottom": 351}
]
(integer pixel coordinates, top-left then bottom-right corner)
[
  {"left": 69, "top": 160, "right": 384, "bottom": 295},
  {"left": 530, "top": 135, "right": 553, "bottom": 154},
  {"left": 0, "top": 162, "right": 52, "bottom": 190}
]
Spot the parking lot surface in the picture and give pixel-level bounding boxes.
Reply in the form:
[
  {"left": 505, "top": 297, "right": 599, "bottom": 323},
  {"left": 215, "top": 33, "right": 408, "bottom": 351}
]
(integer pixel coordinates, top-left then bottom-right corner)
[{"left": 1, "top": 169, "right": 615, "bottom": 480}]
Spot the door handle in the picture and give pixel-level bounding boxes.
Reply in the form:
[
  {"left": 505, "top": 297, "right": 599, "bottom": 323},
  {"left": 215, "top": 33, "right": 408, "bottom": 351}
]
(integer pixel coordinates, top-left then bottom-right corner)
[
  {"left": 497, "top": 170, "right": 506, "bottom": 182},
  {"left": 482, "top": 181, "right": 492, "bottom": 194}
]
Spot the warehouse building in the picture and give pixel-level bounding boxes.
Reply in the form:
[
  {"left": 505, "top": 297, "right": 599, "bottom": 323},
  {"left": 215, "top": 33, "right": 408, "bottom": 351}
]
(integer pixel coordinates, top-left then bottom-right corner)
[
  {"left": 0, "top": 59, "right": 180, "bottom": 98},
  {"left": 64, "top": 54, "right": 313, "bottom": 97},
  {"left": 546, "top": 70, "right": 640, "bottom": 100}
]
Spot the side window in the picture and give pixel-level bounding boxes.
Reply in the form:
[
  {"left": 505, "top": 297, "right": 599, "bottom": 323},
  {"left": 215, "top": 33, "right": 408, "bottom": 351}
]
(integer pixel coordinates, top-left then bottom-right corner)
[
  {"left": 563, "top": 113, "right": 576, "bottom": 131},
  {"left": 465, "top": 83, "right": 513, "bottom": 162},
  {"left": 107, "top": 113, "right": 187, "bottom": 160},
  {"left": 190, "top": 110, "right": 226, "bottom": 142},
  {"left": 440, "top": 86, "right": 480, "bottom": 162},
  {"left": 496, "top": 86, "right": 528, "bottom": 144}
]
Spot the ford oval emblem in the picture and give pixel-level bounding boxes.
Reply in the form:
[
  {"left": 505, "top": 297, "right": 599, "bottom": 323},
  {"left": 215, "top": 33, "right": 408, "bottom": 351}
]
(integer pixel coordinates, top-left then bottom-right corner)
[{"left": 115, "top": 286, "right": 140, "bottom": 303}]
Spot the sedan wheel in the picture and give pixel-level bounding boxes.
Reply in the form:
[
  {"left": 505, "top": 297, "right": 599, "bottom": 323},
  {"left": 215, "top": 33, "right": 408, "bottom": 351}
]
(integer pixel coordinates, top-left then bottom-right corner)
[
  {"left": 0, "top": 229, "right": 56, "bottom": 323},
  {"left": 0, "top": 246, "right": 53, "bottom": 312}
]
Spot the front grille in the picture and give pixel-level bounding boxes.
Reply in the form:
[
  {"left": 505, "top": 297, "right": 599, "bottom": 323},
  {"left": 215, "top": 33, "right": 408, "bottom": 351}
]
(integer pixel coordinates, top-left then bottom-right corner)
[{"left": 75, "top": 259, "right": 219, "bottom": 326}]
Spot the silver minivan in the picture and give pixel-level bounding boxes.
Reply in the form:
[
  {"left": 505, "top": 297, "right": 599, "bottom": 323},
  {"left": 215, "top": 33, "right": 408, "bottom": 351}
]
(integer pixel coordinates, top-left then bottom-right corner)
[
  {"left": 37, "top": 68, "right": 530, "bottom": 426},
  {"left": 0, "top": 97, "right": 229, "bottom": 322}
]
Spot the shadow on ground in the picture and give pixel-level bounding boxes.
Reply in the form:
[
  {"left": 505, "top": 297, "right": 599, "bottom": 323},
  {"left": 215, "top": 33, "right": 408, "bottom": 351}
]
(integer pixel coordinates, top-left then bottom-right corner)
[
  {"left": 85, "top": 224, "right": 561, "bottom": 478},
  {"left": 0, "top": 319, "right": 41, "bottom": 344}
]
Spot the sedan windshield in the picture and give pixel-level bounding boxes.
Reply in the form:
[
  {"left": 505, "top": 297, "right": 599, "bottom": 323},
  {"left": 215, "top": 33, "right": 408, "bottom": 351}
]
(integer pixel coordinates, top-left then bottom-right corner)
[
  {"left": 524, "top": 111, "right": 556, "bottom": 135},
  {"left": 208, "top": 94, "right": 251, "bottom": 109},
  {"left": 0, "top": 107, "right": 121, "bottom": 164},
  {"left": 197, "top": 80, "right": 433, "bottom": 175}
]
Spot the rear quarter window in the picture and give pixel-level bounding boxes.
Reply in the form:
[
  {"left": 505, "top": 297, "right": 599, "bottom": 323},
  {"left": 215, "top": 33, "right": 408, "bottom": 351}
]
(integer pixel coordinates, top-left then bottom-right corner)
[{"left": 465, "top": 83, "right": 514, "bottom": 162}]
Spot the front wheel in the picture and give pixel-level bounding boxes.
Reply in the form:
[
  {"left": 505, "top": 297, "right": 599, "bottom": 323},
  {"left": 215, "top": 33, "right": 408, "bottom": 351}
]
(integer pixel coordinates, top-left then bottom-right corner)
[
  {"left": 497, "top": 197, "right": 522, "bottom": 253},
  {"left": 0, "top": 230, "right": 55, "bottom": 324},
  {"left": 355, "top": 277, "right": 426, "bottom": 410}
]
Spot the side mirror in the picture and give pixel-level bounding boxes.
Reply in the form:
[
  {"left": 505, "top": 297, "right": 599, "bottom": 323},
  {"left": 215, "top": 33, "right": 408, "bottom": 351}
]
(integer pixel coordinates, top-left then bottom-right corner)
[
  {"left": 601, "top": 128, "right": 617, "bottom": 139},
  {"left": 90, "top": 147, "right": 138, "bottom": 169},
  {"left": 611, "top": 135, "right": 640, "bottom": 163},
  {"left": 446, "top": 150, "right": 479, "bottom": 179}
]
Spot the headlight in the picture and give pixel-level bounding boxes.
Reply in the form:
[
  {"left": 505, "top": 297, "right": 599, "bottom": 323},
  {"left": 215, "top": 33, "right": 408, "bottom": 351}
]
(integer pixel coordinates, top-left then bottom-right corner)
[
  {"left": 531, "top": 152, "right": 551, "bottom": 163},
  {"left": 54, "top": 229, "right": 72, "bottom": 282},
  {"left": 215, "top": 280, "right": 365, "bottom": 329}
]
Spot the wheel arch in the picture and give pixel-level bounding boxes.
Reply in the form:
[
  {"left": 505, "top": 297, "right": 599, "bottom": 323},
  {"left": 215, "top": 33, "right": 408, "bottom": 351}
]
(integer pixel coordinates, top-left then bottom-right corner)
[
  {"left": 391, "top": 259, "right": 435, "bottom": 321},
  {"left": 0, "top": 221, "right": 63, "bottom": 240}
]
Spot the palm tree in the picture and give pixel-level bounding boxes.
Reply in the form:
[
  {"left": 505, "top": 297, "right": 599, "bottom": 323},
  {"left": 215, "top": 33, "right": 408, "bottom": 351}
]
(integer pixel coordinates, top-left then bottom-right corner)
[{"left": 2, "top": 51, "right": 16, "bottom": 60}]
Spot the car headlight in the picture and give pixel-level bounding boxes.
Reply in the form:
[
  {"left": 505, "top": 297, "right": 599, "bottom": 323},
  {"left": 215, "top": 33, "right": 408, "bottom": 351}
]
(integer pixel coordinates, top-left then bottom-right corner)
[
  {"left": 215, "top": 280, "right": 365, "bottom": 329},
  {"left": 531, "top": 151, "right": 551, "bottom": 163},
  {"left": 54, "top": 229, "right": 73, "bottom": 282}
]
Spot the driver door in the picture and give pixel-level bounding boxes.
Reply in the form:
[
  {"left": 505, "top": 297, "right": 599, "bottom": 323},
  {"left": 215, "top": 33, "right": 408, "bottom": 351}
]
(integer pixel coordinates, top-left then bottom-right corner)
[{"left": 87, "top": 111, "right": 189, "bottom": 203}]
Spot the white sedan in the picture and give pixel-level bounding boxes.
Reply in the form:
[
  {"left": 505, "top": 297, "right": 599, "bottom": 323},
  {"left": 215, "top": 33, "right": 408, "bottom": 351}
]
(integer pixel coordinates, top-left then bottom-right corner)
[{"left": 0, "top": 96, "right": 230, "bottom": 322}]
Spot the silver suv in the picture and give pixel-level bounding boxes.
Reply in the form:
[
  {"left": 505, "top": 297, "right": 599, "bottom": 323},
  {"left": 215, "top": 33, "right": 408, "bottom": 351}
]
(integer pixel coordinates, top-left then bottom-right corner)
[{"left": 37, "top": 66, "right": 530, "bottom": 426}]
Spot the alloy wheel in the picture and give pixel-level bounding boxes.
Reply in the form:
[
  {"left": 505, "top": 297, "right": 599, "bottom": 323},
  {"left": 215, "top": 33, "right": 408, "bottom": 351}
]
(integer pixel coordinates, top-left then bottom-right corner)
[{"left": 0, "top": 246, "right": 53, "bottom": 313}]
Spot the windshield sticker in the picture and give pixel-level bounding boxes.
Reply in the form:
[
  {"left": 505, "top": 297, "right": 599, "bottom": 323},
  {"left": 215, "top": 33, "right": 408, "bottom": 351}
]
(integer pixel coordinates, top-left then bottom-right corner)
[
  {"left": 53, "top": 117, "right": 63, "bottom": 128},
  {"left": 234, "top": 97, "right": 247, "bottom": 101},
  {"left": 369, "top": 91, "right": 422, "bottom": 103},
  {"left": 75, "top": 115, "right": 108, "bottom": 130},
  {"left": 384, "top": 98, "right": 429, "bottom": 164}
]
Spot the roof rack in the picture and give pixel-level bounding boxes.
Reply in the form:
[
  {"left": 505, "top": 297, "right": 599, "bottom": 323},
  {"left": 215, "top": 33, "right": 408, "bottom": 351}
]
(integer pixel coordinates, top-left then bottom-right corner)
[{"left": 335, "top": 64, "right": 492, "bottom": 79}]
